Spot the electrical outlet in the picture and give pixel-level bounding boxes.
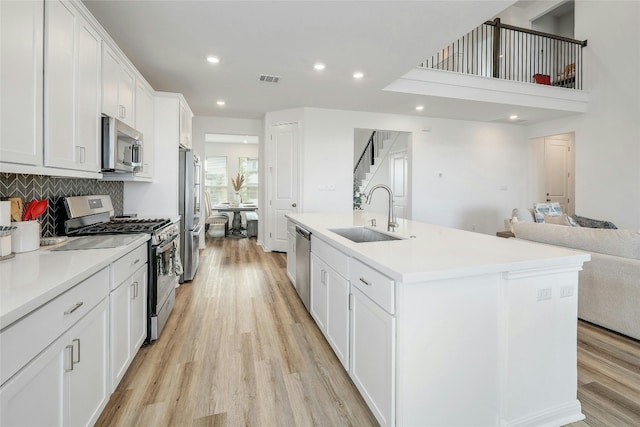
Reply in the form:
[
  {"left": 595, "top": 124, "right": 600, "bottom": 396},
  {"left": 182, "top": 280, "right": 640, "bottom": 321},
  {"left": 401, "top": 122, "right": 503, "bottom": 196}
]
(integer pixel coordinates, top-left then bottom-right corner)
[
  {"left": 537, "top": 288, "right": 552, "bottom": 301},
  {"left": 560, "top": 286, "right": 574, "bottom": 298}
]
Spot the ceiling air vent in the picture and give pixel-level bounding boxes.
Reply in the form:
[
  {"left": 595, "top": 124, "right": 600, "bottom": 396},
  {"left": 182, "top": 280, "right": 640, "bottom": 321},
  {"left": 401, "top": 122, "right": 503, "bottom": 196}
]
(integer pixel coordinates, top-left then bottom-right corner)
[{"left": 259, "top": 74, "right": 281, "bottom": 83}]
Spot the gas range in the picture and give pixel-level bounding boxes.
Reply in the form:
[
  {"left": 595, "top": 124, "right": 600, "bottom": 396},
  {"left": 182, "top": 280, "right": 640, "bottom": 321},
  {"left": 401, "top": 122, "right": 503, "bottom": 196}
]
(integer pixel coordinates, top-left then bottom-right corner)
[{"left": 62, "top": 195, "right": 181, "bottom": 343}]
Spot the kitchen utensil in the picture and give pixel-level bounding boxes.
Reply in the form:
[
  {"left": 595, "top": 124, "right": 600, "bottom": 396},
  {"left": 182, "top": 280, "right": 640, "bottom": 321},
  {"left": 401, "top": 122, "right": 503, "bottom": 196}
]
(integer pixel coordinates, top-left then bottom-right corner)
[
  {"left": 29, "top": 200, "right": 48, "bottom": 220},
  {"left": 22, "top": 200, "right": 36, "bottom": 221},
  {"left": 8, "top": 198, "right": 23, "bottom": 222}
]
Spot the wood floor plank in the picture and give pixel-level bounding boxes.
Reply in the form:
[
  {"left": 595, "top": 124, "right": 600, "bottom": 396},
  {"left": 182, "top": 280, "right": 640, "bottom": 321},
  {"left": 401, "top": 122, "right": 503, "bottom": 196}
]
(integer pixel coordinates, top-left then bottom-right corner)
[{"left": 95, "top": 236, "right": 640, "bottom": 427}]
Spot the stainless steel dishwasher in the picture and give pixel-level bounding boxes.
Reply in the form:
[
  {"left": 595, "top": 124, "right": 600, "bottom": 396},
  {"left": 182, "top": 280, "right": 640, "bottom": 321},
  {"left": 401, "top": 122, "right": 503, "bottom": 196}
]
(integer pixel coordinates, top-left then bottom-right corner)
[{"left": 295, "top": 225, "right": 311, "bottom": 311}]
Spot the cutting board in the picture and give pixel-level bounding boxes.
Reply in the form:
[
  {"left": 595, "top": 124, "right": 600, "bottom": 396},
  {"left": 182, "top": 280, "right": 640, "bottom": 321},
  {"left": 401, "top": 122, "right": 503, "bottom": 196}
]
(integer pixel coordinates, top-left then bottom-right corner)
[{"left": 8, "top": 198, "right": 23, "bottom": 221}]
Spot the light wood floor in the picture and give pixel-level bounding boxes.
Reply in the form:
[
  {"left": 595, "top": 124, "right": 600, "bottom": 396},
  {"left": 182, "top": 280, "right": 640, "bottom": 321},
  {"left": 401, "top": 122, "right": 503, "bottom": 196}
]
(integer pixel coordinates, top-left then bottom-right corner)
[{"left": 96, "top": 237, "right": 640, "bottom": 427}]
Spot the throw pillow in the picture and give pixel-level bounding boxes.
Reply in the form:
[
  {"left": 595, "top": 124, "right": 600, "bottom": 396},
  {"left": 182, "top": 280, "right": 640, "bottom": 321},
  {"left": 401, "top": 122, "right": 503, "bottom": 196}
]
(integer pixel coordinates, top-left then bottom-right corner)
[
  {"left": 544, "top": 213, "right": 571, "bottom": 226},
  {"left": 571, "top": 214, "right": 618, "bottom": 229},
  {"left": 512, "top": 207, "right": 535, "bottom": 222},
  {"left": 533, "top": 202, "right": 563, "bottom": 223}
]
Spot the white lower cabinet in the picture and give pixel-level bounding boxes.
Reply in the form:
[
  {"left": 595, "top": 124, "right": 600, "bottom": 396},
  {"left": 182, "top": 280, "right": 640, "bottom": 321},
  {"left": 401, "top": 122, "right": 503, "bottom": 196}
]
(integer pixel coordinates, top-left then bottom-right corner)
[
  {"left": 0, "top": 298, "right": 110, "bottom": 427},
  {"left": 325, "top": 266, "right": 350, "bottom": 369},
  {"left": 350, "top": 286, "right": 396, "bottom": 427},
  {"left": 307, "top": 234, "right": 395, "bottom": 426},
  {"left": 110, "top": 264, "right": 147, "bottom": 390},
  {"left": 109, "top": 244, "right": 148, "bottom": 391},
  {"left": 310, "top": 253, "right": 328, "bottom": 331}
]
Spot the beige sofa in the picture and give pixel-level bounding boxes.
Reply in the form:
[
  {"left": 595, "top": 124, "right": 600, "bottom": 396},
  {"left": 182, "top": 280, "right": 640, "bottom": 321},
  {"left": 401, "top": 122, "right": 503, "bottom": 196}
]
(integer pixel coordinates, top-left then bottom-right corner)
[{"left": 512, "top": 222, "right": 640, "bottom": 340}]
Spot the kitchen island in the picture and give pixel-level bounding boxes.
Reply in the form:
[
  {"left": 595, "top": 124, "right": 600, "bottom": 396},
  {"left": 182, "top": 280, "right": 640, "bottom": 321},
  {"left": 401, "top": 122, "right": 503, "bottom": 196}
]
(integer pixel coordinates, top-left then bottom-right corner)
[{"left": 287, "top": 212, "right": 590, "bottom": 427}]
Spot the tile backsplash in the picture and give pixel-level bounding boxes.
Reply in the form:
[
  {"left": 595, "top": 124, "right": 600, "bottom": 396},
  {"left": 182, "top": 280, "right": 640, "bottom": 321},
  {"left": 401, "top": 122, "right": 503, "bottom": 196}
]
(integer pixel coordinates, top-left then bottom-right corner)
[{"left": 0, "top": 173, "right": 123, "bottom": 237}]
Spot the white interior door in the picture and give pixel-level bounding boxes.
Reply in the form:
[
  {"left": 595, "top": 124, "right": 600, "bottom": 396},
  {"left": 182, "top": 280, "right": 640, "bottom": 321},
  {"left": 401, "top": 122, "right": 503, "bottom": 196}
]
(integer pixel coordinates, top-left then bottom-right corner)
[
  {"left": 544, "top": 135, "right": 574, "bottom": 215},
  {"left": 389, "top": 151, "right": 408, "bottom": 219},
  {"left": 268, "top": 123, "right": 299, "bottom": 252}
]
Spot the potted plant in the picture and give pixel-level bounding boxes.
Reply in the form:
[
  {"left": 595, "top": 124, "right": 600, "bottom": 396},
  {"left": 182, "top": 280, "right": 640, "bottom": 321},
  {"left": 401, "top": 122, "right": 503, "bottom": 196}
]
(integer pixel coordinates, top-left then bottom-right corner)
[{"left": 231, "top": 173, "right": 245, "bottom": 206}]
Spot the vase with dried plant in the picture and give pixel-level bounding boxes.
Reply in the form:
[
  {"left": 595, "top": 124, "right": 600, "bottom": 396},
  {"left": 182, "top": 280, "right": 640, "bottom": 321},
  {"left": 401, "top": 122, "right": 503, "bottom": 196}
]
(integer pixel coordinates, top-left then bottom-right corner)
[{"left": 231, "top": 173, "right": 245, "bottom": 206}]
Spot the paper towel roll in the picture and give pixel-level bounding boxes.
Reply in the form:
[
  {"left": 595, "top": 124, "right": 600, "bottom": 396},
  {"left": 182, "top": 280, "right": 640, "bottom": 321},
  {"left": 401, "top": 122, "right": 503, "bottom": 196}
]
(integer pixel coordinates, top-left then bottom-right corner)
[{"left": 0, "top": 201, "right": 10, "bottom": 226}]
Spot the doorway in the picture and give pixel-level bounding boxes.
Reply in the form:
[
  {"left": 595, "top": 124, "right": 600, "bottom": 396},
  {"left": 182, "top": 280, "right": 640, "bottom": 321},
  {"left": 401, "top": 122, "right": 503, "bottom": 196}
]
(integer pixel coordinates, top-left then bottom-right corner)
[
  {"left": 353, "top": 129, "right": 411, "bottom": 219},
  {"left": 531, "top": 132, "right": 575, "bottom": 215}
]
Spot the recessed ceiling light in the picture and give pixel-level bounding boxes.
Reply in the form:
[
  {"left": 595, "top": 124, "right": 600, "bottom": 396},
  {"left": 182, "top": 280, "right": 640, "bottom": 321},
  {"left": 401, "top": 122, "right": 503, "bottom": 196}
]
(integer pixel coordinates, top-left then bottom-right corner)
[
  {"left": 416, "top": 105, "right": 424, "bottom": 111},
  {"left": 216, "top": 100, "right": 225, "bottom": 106},
  {"left": 509, "top": 114, "right": 518, "bottom": 120},
  {"left": 353, "top": 71, "right": 364, "bottom": 79},
  {"left": 314, "top": 63, "right": 326, "bottom": 71},
  {"left": 207, "top": 56, "right": 220, "bottom": 64}
]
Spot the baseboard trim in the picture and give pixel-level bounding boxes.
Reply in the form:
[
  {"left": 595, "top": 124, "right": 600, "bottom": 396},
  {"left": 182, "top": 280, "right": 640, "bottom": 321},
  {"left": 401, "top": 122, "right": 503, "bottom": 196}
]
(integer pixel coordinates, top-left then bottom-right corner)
[{"left": 503, "top": 400, "right": 585, "bottom": 427}]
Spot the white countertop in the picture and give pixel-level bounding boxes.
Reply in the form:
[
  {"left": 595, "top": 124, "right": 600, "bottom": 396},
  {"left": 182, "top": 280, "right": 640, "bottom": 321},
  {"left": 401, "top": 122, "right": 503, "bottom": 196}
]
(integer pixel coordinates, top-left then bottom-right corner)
[
  {"left": 0, "top": 234, "right": 150, "bottom": 330},
  {"left": 286, "top": 212, "right": 590, "bottom": 283}
]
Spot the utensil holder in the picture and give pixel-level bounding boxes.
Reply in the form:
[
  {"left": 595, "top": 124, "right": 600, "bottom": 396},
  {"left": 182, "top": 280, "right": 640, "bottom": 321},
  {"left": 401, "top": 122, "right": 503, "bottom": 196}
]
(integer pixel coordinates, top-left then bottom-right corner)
[{"left": 11, "top": 221, "right": 40, "bottom": 253}]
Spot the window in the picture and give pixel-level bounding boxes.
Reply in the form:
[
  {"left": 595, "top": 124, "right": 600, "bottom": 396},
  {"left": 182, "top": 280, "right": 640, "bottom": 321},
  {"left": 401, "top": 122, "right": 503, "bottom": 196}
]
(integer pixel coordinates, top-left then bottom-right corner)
[
  {"left": 239, "top": 157, "right": 258, "bottom": 203},
  {"left": 205, "top": 156, "right": 228, "bottom": 204}
]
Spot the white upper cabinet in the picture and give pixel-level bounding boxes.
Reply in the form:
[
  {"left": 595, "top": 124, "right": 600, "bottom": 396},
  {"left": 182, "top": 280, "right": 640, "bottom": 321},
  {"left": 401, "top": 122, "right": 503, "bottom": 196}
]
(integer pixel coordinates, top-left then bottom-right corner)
[
  {"left": 0, "top": 0, "right": 43, "bottom": 166},
  {"left": 44, "top": 0, "right": 101, "bottom": 173},
  {"left": 179, "top": 100, "right": 193, "bottom": 149},
  {"left": 134, "top": 80, "right": 155, "bottom": 179},
  {"left": 102, "top": 43, "right": 135, "bottom": 128}
]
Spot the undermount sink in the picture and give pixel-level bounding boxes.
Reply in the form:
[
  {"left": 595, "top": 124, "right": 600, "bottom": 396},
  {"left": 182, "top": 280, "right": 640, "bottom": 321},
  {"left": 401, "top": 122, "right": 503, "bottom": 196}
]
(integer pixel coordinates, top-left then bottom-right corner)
[{"left": 329, "top": 227, "right": 403, "bottom": 243}]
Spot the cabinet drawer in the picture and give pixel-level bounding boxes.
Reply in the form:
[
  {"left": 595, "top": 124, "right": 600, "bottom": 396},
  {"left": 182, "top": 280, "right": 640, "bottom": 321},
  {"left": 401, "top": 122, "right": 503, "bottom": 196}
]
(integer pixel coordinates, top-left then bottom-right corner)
[
  {"left": 312, "top": 237, "right": 348, "bottom": 278},
  {"left": 349, "top": 258, "right": 395, "bottom": 314},
  {"left": 0, "top": 267, "right": 109, "bottom": 385},
  {"left": 111, "top": 243, "right": 147, "bottom": 289}
]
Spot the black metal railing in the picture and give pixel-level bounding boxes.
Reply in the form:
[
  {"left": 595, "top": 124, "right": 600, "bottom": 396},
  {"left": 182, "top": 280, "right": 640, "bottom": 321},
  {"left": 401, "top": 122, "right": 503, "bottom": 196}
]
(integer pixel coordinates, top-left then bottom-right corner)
[
  {"left": 353, "top": 130, "right": 391, "bottom": 186},
  {"left": 419, "top": 18, "right": 587, "bottom": 90}
]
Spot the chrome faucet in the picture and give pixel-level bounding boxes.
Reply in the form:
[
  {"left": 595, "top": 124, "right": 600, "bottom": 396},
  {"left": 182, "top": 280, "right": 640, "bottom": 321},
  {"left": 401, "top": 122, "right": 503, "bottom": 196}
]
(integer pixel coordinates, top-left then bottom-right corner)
[{"left": 364, "top": 184, "right": 398, "bottom": 231}]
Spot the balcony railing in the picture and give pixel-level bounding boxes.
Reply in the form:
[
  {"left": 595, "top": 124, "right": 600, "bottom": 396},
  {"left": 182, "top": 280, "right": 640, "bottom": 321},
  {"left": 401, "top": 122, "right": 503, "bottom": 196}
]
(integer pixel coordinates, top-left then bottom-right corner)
[{"left": 418, "top": 18, "right": 587, "bottom": 90}]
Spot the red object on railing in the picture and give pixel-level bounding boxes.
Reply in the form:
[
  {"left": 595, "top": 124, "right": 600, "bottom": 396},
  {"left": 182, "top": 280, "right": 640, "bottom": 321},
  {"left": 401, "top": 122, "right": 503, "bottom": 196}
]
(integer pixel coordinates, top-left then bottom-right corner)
[{"left": 533, "top": 74, "right": 551, "bottom": 85}]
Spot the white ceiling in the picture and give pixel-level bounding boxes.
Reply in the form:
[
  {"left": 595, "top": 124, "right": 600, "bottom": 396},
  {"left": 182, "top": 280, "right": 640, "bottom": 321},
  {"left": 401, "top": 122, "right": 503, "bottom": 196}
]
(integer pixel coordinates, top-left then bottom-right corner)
[{"left": 83, "top": 0, "right": 553, "bottom": 122}]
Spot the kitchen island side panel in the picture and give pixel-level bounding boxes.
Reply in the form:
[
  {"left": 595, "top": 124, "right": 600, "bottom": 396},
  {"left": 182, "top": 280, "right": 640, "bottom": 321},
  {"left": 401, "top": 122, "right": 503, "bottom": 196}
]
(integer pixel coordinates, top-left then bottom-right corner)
[{"left": 396, "top": 274, "right": 502, "bottom": 426}]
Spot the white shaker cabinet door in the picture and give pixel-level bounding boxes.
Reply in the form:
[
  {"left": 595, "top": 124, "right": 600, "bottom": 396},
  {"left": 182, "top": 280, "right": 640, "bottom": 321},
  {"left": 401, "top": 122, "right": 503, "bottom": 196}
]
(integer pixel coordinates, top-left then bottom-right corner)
[
  {"left": 44, "top": 0, "right": 101, "bottom": 172},
  {"left": 110, "top": 276, "right": 132, "bottom": 391},
  {"left": 326, "top": 265, "right": 350, "bottom": 370},
  {"left": 0, "top": 334, "right": 65, "bottom": 426},
  {"left": 0, "top": 0, "right": 43, "bottom": 166},
  {"left": 130, "top": 266, "right": 148, "bottom": 353},
  {"left": 134, "top": 80, "right": 155, "bottom": 179},
  {"left": 310, "top": 253, "right": 327, "bottom": 332},
  {"left": 350, "top": 286, "right": 396, "bottom": 427},
  {"left": 102, "top": 43, "right": 120, "bottom": 120},
  {"left": 44, "top": 0, "right": 76, "bottom": 170},
  {"left": 66, "top": 298, "right": 110, "bottom": 427},
  {"left": 286, "top": 231, "right": 296, "bottom": 286}
]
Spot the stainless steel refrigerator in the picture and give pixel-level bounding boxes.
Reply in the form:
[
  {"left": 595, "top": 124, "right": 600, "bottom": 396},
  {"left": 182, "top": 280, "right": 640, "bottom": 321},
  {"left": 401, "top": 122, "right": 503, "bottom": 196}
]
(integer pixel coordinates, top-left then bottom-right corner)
[{"left": 178, "top": 148, "right": 202, "bottom": 282}]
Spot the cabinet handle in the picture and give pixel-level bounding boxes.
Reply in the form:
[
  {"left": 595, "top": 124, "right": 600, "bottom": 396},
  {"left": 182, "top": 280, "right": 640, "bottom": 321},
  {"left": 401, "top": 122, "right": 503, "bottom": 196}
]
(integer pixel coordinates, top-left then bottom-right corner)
[
  {"left": 134, "top": 281, "right": 139, "bottom": 298},
  {"left": 65, "top": 345, "right": 74, "bottom": 372},
  {"left": 132, "top": 258, "right": 140, "bottom": 266},
  {"left": 72, "top": 338, "right": 80, "bottom": 364},
  {"left": 321, "top": 270, "right": 327, "bottom": 285},
  {"left": 359, "top": 278, "right": 372, "bottom": 286},
  {"left": 64, "top": 302, "right": 84, "bottom": 315}
]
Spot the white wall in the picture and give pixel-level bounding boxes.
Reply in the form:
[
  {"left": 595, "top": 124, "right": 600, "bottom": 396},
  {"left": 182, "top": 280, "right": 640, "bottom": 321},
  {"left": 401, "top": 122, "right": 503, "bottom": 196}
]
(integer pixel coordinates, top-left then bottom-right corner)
[
  {"left": 525, "top": 0, "right": 640, "bottom": 230},
  {"left": 299, "top": 107, "right": 529, "bottom": 235}
]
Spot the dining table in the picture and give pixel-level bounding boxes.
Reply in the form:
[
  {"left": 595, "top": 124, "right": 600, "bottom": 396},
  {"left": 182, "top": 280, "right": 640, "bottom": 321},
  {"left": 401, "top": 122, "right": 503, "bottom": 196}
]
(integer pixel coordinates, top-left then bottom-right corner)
[{"left": 213, "top": 203, "right": 258, "bottom": 238}]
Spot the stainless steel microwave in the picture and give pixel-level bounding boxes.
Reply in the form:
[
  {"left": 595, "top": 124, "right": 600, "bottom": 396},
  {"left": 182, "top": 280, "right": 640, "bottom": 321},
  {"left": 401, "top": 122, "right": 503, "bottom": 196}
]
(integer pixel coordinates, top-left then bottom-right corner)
[{"left": 101, "top": 116, "right": 143, "bottom": 173}]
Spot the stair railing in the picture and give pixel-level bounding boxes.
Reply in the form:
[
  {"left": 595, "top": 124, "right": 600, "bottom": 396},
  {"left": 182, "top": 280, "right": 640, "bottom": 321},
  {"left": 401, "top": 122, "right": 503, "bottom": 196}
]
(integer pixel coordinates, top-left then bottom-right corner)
[
  {"left": 354, "top": 131, "right": 377, "bottom": 185},
  {"left": 418, "top": 18, "right": 587, "bottom": 89}
]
